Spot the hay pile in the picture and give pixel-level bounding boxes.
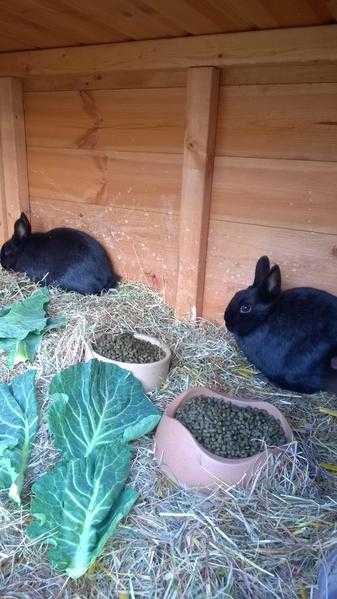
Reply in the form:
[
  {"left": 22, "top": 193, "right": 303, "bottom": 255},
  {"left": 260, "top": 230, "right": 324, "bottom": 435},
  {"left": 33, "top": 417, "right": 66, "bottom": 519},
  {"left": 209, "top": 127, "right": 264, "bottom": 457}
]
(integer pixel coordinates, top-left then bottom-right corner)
[{"left": 0, "top": 270, "right": 336, "bottom": 599}]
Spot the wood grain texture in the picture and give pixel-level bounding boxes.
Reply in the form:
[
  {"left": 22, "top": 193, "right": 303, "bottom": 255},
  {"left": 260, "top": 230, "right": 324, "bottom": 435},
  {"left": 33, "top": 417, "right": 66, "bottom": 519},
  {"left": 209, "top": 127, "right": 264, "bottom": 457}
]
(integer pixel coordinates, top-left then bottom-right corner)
[
  {"left": 22, "top": 63, "right": 337, "bottom": 93},
  {"left": 30, "top": 198, "right": 179, "bottom": 305},
  {"left": 220, "top": 62, "right": 337, "bottom": 85},
  {"left": 25, "top": 88, "right": 186, "bottom": 153},
  {"left": 27, "top": 148, "right": 182, "bottom": 213},
  {"left": 216, "top": 83, "right": 337, "bottom": 161},
  {"left": 0, "top": 0, "right": 334, "bottom": 53},
  {"left": 23, "top": 69, "right": 187, "bottom": 92},
  {"left": 176, "top": 67, "right": 220, "bottom": 320},
  {"left": 203, "top": 220, "right": 337, "bottom": 321},
  {"left": 0, "top": 78, "right": 30, "bottom": 243},
  {"left": 211, "top": 157, "right": 337, "bottom": 234},
  {"left": 1, "top": 25, "right": 337, "bottom": 77}
]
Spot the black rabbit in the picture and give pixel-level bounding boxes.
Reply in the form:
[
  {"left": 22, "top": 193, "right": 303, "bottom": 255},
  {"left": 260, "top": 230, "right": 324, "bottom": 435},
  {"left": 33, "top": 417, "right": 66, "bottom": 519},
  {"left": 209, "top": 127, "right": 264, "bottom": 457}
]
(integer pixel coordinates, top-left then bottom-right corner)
[
  {"left": 0, "top": 213, "right": 121, "bottom": 295},
  {"left": 224, "top": 256, "right": 337, "bottom": 394}
]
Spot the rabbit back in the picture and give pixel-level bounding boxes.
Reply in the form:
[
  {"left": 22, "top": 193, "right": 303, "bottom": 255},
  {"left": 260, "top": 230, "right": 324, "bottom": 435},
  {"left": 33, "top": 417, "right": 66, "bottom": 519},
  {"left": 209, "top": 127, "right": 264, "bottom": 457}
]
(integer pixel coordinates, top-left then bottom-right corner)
[{"left": 1, "top": 223, "right": 120, "bottom": 294}]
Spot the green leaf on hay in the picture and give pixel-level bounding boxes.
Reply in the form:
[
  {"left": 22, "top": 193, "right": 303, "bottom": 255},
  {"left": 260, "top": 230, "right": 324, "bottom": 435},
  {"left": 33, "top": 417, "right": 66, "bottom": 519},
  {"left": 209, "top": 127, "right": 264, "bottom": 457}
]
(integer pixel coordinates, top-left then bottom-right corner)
[
  {"left": 48, "top": 359, "right": 162, "bottom": 458},
  {"left": 0, "top": 288, "right": 66, "bottom": 367},
  {"left": 28, "top": 445, "right": 137, "bottom": 579},
  {"left": 0, "top": 370, "right": 38, "bottom": 504}
]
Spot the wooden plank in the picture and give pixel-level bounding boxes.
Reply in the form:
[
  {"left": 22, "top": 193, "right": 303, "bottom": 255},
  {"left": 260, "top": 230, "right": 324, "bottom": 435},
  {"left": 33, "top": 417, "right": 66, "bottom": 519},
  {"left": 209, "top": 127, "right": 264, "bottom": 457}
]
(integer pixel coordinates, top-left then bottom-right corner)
[
  {"left": 22, "top": 63, "right": 337, "bottom": 92},
  {"left": 30, "top": 198, "right": 179, "bottom": 305},
  {"left": 175, "top": 67, "right": 220, "bottom": 320},
  {"left": 0, "top": 78, "right": 30, "bottom": 243},
  {"left": 220, "top": 62, "right": 337, "bottom": 85},
  {"left": 0, "top": 25, "right": 336, "bottom": 77},
  {"left": 1, "top": 0, "right": 131, "bottom": 48},
  {"left": 203, "top": 220, "right": 337, "bottom": 322},
  {"left": 43, "top": 0, "right": 186, "bottom": 41},
  {"left": 25, "top": 88, "right": 186, "bottom": 153},
  {"left": 23, "top": 69, "right": 187, "bottom": 92},
  {"left": 212, "top": 157, "right": 337, "bottom": 234},
  {"left": 216, "top": 83, "right": 337, "bottom": 161},
  {"left": 142, "top": 0, "right": 239, "bottom": 34},
  {"left": 27, "top": 148, "right": 182, "bottom": 213}
]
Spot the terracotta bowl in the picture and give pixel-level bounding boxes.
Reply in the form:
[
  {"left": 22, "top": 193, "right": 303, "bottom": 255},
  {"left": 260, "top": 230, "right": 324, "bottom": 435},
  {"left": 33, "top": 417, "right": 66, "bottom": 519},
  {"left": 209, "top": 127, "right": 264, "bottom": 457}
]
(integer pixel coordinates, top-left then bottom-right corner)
[
  {"left": 154, "top": 386, "right": 293, "bottom": 491},
  {"left": 85, "top": 333, "right": 171, "bottom": 393}
]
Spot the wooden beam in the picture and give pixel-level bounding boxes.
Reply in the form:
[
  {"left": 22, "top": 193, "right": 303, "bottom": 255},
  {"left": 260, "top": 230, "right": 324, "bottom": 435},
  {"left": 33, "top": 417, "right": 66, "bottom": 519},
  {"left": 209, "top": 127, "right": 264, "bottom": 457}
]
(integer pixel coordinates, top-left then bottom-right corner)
[
  {"left": 175, "top": 67, "right": 220, "bottom": 320},
  {"left": 0, "top": 25, "right": 335, "bottom": 78},
  {"left": 0, "top": 78, "right": 30, "bottom": 243}
]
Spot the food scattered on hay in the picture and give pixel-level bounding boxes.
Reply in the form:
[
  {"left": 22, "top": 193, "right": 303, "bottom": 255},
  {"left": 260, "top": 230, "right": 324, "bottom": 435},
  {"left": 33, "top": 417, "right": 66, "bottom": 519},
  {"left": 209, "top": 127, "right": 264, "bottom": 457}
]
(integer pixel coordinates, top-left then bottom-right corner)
[
  {"left": 175, "top": 395, "right": 287, "bottom": 459},
  {"left": 93, "top": 331, "right": 165, "bottom": 363},
  {"left": 0, "top": 270, "right": 336, "bottom": 598}
]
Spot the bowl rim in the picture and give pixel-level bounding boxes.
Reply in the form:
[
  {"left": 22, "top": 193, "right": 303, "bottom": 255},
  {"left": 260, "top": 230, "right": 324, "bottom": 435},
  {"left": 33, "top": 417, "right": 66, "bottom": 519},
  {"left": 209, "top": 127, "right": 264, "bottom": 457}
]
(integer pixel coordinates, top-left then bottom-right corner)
[
  {"left": 86, "top": 332, "right": 171, "bottom": 367},
  {"left": 163, "top": 386, "right": 293, "bottom": 466}
]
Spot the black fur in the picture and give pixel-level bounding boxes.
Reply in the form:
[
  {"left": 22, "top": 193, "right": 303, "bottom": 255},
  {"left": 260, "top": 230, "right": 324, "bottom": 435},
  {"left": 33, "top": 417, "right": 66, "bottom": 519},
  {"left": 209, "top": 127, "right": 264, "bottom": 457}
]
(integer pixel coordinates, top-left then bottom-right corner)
[
  {"left": 0, "top": 213, "right": 121, "bottom": 295},
  {"left": 224, "top": 256, "right": 337, "bottom": 394}
]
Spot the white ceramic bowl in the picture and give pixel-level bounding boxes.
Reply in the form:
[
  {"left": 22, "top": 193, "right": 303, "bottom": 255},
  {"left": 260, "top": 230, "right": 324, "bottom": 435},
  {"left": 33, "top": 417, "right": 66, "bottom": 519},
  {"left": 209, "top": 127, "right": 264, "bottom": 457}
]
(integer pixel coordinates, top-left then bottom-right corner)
[{"left": 85, "top": 333, "right": 171, "bottom": 393}]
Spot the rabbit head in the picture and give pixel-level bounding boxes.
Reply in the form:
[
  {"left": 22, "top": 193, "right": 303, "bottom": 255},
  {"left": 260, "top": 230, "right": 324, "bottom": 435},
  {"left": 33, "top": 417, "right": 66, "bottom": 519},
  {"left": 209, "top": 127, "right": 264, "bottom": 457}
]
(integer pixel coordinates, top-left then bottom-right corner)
[
  {"left": 1, "top": 212, "right": 31, "bottom": 269},
  {"left": 224, "top": 256, "right": 281, "bottom": 336}
]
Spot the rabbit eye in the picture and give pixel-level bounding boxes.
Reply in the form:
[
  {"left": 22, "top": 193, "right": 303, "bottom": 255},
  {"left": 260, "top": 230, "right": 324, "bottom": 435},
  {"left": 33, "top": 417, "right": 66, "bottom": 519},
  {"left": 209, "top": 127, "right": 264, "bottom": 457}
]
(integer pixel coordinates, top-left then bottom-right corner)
[{"left": 240, "top": 303, "right": 251, "bottom": 314}]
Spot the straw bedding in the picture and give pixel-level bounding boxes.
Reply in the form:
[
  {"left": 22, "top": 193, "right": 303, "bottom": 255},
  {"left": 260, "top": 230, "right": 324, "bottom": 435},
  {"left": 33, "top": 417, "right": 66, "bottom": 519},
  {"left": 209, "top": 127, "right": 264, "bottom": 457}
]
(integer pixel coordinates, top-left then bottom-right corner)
[{"left": 0, "top": 270, "right": 336, "bottom": 599}]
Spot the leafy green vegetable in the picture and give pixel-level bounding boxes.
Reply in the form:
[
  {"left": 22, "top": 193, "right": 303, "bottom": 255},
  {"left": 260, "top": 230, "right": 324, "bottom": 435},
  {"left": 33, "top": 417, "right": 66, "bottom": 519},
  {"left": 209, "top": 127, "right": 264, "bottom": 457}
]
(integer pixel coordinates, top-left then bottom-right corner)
[
  {"left": 0, "top": 289, "right": 66, "bottom": 367},
  {"left": 0, "top": 370, "right": 38, "bottom": 504},
  {"left": 48, "top": 359, "right": 162, "bottom": 458},
  {"left": 28, "top": 445, "right": 137, "bottom": 579}
]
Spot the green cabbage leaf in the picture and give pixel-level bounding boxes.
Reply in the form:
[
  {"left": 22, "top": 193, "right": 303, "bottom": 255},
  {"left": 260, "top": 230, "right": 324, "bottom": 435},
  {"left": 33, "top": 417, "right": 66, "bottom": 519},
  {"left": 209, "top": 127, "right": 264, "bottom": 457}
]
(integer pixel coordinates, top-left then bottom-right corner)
[
  {"left": 48, "top": 359, "right": 162, "bottom": 458},
  {"left": 0, "top": 288, "right": 66, "bottom": 368},
  {"left": 0, "top": 370, "right": 38, "bottom": 504},
  {"left": 28, "top": 444, "right": 137, "bottom": 579}
]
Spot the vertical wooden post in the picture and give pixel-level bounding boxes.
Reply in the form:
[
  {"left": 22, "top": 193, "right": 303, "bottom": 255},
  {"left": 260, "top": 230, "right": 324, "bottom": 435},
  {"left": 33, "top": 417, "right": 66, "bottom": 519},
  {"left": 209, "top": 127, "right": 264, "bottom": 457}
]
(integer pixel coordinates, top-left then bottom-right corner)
[
  {"left": 175, "top": 67, "right": 220, "bottom": 320},
  {"left": 0, "top": 77, "right": 29, "bottom": 243}
]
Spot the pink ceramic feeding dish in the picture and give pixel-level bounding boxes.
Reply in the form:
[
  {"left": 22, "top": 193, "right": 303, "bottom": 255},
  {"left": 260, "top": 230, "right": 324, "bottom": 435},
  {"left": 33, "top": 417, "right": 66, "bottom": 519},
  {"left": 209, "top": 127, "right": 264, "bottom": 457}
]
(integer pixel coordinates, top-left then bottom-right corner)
[{"left": 154, "top": 386, "right": 293, "bottom": 491}]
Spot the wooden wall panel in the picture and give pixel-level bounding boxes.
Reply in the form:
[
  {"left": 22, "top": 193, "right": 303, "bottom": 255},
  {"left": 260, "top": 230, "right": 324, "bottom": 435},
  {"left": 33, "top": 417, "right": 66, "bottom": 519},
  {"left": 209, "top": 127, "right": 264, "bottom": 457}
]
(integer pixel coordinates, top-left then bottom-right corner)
[
  {"left": 28, "top": 148, "right": 182, "bottom": 213},
  {"left": 2, "top": 26, "right": 337, "bottom": 78},
  {"left": 25, "top": 88, "right": 186, "bottom": 153},
  {"left": 203, "top": 220, "right": 337, "bottom": 321},
  {"left": 30, "top": 199, "right": 179, "bottom": 306},
  {"left": 22, "top": 64, "right": 337, "bottom": 93},
  {"left": 212, "top": 157, "right": 337, "bottom": 234},
  {"left": 216, "top": 83, "right": 337, "bottom": 161},
  {"left": 23, "top": 69, "right": 187, "bottom": 92}
]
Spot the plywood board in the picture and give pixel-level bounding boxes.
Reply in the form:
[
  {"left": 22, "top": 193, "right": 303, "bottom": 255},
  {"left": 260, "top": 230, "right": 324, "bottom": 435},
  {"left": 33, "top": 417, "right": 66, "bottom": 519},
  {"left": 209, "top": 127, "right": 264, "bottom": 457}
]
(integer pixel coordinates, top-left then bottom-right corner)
[
  {"left": 216, "top": 83, "right": 337, "bottom": 161},
  {"left": 30, "top": 198, "right": 179, "bottom": 306},
  {"left": 211, "top": 157, "right": 337, "bottom": 234},
  {"left": 25, "top": 88, "right": 186, "bottom": 153},
  {"left": 27, "top": 148, "right": 182, "bottom": 213},
  {"left": 203, "top": 220, "right": 337, "bottom": 321}
]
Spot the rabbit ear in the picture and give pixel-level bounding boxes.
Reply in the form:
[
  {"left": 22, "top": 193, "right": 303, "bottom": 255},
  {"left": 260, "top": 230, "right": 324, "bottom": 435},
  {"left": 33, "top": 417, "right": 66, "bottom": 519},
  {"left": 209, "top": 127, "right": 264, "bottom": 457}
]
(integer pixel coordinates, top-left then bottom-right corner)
[
  {"left": 253, "top": 256, "right": 270, "bottom": 286},
  {"left": 260, "top": 265, "right": 281, "bottom": 299},
  {"left": 14, "top": 212, "right": 31, "bottom": 240}
]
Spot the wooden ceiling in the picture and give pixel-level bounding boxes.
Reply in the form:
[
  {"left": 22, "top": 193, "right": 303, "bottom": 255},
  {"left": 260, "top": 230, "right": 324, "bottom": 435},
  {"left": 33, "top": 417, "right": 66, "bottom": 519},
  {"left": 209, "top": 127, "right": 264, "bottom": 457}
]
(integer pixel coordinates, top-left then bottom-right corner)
[{"left": 0, "top": 0, "right": 336, "bottom": 53}]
